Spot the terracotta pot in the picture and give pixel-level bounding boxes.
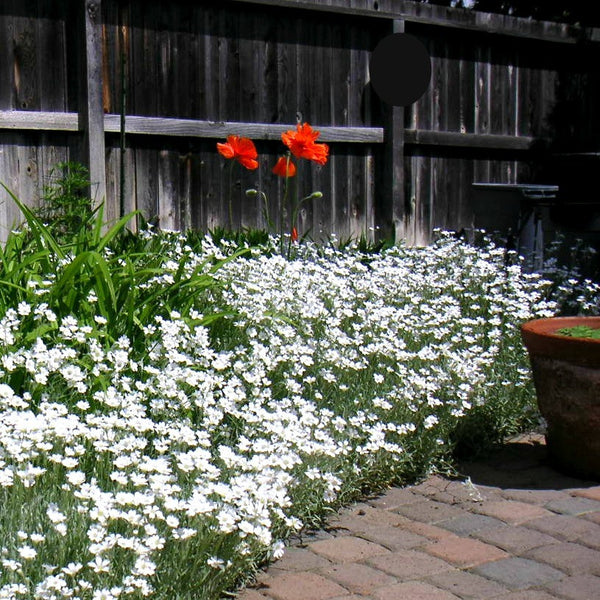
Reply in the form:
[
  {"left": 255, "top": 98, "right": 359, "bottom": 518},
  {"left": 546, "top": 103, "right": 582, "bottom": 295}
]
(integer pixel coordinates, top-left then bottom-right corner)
[{"left": 521, "top": 316, "right": 600, "bottom": 481}]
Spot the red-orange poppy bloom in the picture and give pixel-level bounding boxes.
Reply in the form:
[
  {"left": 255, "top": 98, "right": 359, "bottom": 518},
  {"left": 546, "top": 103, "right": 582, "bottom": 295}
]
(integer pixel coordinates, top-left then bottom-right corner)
[
  {"left": 216, "top": 135, "right": 259, "bottom": 170},
  {"left": 272, "top": 156, "right": 297, "bottom": 178},
  {"left": 291, "top": 227, "right": 298, "bottom": 243},
  {"left": 281, "top": 123, "right": 329, "bottom": 165}
]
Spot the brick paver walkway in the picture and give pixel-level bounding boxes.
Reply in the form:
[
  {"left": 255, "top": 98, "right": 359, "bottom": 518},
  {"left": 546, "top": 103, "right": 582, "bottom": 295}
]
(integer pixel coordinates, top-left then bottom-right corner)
[{"left": 237, "top": 434, "right": 600, "bottom": 600}]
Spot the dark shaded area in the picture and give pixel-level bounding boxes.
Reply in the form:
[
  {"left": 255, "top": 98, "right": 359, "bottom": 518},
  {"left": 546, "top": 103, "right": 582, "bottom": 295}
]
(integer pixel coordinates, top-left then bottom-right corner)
[
  {"left": 422, "top": 0, "right": 600, "bottom": 28},
  {"left": 458, "top": 433, "right": 599, "bottom": 490}
]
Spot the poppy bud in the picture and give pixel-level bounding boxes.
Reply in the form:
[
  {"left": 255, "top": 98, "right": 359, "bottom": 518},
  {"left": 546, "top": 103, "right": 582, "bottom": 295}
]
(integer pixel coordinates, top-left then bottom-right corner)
[{"left": 272, "top": 157, "right": 297, "bottom": 178}]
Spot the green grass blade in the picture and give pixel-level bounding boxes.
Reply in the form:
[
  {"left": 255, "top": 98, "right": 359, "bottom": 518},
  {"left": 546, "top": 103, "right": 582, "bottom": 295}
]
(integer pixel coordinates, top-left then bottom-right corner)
[
  {"left": 97, "top": 210, "right": 141, "bottom": 251},
  {"left": 1, "top": 182, "right": 65, "bottom": 261}
]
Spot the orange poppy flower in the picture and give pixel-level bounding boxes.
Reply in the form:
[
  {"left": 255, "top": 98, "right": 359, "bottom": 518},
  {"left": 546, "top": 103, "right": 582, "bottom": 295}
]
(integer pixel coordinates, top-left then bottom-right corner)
[
  {"left": 216, "top": 135, "right": 259, "bottom": 170},
  {"left": 291, "top": 227, "right": 298, "bottom": 243},
  {"left": 272, "top": 156, "right": 297, "bottom": 177},
  {"left": 281, "top": 123, "right": 329, "bottom": 165}
]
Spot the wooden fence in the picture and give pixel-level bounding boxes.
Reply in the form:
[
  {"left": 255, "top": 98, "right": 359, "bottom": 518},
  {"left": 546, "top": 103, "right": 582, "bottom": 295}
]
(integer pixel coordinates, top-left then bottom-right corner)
[{"left": 1, "top": 0, "right": 599, "bottom": 244}]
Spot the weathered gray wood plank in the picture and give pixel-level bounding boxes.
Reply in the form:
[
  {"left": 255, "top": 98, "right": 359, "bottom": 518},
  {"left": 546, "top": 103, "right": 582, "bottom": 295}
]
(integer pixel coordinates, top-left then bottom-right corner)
[
  {"left": 0, "top": 111, "right": 79, "bottom": 130},
  {"left": 103, "top": 115, "right": 384, "bottom": 142},
  {"left": 79, "top": 0, "right": 107, "bottom": 208},
  {"left": 404, "top": 129, "right": 533, "bottom": 151},
  {"left": 377, "top": 18, "right": 405, "bottom": 242}
]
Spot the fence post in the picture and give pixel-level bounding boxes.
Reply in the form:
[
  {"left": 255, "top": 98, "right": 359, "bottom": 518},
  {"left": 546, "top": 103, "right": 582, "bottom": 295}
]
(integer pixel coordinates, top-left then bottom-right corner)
[
  {"left": 377, "top": 18, "right": 405, "bottom": 243},
  {"left": 79, "top": 0, "right": 107, "bottom": 209}
]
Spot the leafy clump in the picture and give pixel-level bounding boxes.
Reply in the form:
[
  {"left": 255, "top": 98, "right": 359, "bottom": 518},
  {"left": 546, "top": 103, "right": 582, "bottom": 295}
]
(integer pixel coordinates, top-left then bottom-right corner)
[{"left": 557, "top": 325, "right": 600, "bottom": 339}]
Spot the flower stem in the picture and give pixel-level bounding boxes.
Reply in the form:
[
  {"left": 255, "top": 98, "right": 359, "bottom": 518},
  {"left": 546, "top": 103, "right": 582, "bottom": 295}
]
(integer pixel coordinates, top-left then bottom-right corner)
[
  {"left": 280, "top": 154, "right": 291, "bottom": 254},
  {"left": 228, "top": 161, "right": 235, "bottom": 231}
]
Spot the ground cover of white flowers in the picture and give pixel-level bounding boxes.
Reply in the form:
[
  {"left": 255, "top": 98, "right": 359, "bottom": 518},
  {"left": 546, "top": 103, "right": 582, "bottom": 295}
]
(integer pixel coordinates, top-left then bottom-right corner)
[{"left": 0, "top": 220, "right": 598, "bottom": 600}]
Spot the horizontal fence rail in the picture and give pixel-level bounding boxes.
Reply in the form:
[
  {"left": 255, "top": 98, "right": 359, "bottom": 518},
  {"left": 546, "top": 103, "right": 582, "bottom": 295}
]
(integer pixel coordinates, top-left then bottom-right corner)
[
  {"left": 1, "top": 0, "right": 599, "bottom": 244},
  {"left": 0, "top": 112, "right": 384, "bottom": 142}
]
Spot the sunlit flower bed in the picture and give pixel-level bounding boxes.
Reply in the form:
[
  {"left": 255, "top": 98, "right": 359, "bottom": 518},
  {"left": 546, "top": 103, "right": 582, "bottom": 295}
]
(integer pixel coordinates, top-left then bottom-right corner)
[{"left": 0, "top": 229, "right": 595, "bottom": 600}]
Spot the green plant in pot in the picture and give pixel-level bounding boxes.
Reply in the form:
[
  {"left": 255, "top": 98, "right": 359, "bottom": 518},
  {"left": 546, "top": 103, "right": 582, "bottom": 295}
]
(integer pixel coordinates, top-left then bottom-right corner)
[{"left": 521, "top": 316, "right": 600, "bottom": 480}]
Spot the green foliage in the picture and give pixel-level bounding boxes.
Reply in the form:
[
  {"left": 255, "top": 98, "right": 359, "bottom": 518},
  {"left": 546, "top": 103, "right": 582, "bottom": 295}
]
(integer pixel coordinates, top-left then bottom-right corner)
[
  {"left": 2, "top": 163, "right": 599, "bottom": 600},
  {"left": 557, "top": 325, "right": 600, "bottom": 339},
  {"left": 37, "top": 162, "right": 95, "bottom": 244},
  {"left": 0, "top": 165, "right": 242, "bottom": 352}
]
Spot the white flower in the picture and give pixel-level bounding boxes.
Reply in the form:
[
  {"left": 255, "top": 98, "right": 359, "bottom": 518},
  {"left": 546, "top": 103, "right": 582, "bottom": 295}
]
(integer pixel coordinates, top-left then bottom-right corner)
[
  {"left": 133, "top": 556, "right": 156, "bottom": 577},
  {"left": 47, "top": 504, "right": 66, "bottom": 524},
  {"left": 62, "top": 562, "right": 83, "bottom": 576},
  {"left": 66, "top": 471, "right": 86, "bottom": 486},
  {"left": 424, "top": 415, "right": 439, "bottom": 429},
  {"left": 207, "top": 556, "right": 224, "bottom": 569},
  {"left": 30, "top": 533, "right": 45, "bottom": 544},
  {"left": 62, "top": 457, "right": 79, "bottom": 469},
  {"left": 17, "top": 302, "right": 31, "bottom": 316},
  {"left": 165, "top": 515, "right": 179, "bottom": 528},
  {"left": 271, "top": 540, "right": 285, "bottom": 559},
  {"left": 18, "top": 545, "right": 36, "bottom": 560},
  {"left": 88, "top": 556, "right": 110, "bottom": 573},
  {"left": 2, "top": 559, "right": 20, "bottom": 571},
  {"left": 93, "top": 589, "right": 118, "bottom": 600}
]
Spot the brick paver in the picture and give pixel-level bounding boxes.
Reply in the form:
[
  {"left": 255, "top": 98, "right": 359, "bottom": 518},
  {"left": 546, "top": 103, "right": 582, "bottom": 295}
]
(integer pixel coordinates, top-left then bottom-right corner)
[
  {"left": 577, "top": 527, "right": 600, "bottom": 551},
  {"left": 319, "top": 563, "right": 396, "bottom": 595},
  {"left": 499, "top": 488, "right": 572, "bottom": 505},
  {"left": 437, "top": 513, "right": 505, "bottom": 535},
  {"left": 266, "top": 547, "right": 333, "bottom": 573},
  {"left": 402, "top": 520, "right": 460, "bottom": 541},
  {"left": 544, "top": 495, "right": 600, "bottom": 516},
  {"left": 329, "top": 505, "right": 408, "bottom": 534},
  {"left": 366, "top": 549, "right": 455, "bottom": 579},
  {"left": 367, "top": 487, "right": 422, "bottom": 510},
  {"left": 355, "top": 524, "right": 429, "bottom": 550},
  {"left": 523, "top": 542, "right": 600, "bottom": 576},
  {"left": 471, "top": 500, "right": 552, "bottom": 524},
  {"left": 542, "top": 574, "right": 600, "bottom": 600},
  {"left": 373, "top": 581, "right": 460, "bottom": 600},
  {"left": 423, "top": 536, "right": 508, "bottom": 567},
  {"left": 471, "top": 524, "right": 559, "bottom": 554},
  {"left": 238, "top": 434, "right": 600, "bottom": 600},
  {"left": 524, "top": 514, "right": 600, "bottom": 541},
  {"left": 309, "top": 536, "right": 389, "bottom": 563},
  {"left": 258, "top": 572, "right": 348, "bottom": 600},
  {"left": 470, "top": 557, "right": 564, "bottom": 590},
  {"left": 583, "top": 511, "right": 600, "bottom": 525},
  {"left": 426, "top": 569, "right": 510, "bottom": 599},
  {"left": 572, "top": 486, "right": 600, "bottom": 501},
  {"left": 493, "top": 592, "right": 558, "bottom": 600},
  {"left": 329, "top": 596, "right": 371, "bottom": 600},
  {"left": 394, "top": 499, "right": 467, "bottom": 523}
]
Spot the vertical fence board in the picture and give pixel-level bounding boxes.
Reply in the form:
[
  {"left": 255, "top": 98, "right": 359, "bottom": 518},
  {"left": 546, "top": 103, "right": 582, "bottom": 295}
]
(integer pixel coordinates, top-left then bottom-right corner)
[
  {"left": 80, "top": 0, "right": 107, "bottom": 208},
  {"left": 12, "top": 2, "right": 40, "bottom": 111},
  {"left": 459, "top": 41, "right": 475, "bottom": 134},
  {"left": 0, "top": 6, "right": 15, "bottom": 110}
]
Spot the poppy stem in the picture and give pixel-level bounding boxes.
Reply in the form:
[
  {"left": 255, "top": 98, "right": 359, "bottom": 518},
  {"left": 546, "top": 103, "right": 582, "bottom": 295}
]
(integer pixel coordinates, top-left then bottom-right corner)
[
  {"left": 227, "top": 161, "right": 235, "bottom": 231},
  {"left": 280, "top": 154, "right": 291, "bottom": 254}
]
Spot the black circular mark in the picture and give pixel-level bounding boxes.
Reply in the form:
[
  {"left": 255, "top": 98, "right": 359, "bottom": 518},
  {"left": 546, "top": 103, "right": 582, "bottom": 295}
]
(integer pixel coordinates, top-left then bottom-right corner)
[{"left": 369, "top": 33, "right": 431, "bottom": 107}]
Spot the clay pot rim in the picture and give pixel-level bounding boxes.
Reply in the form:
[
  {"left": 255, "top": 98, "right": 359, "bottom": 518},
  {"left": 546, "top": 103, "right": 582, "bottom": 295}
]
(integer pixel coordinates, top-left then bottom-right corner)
[
  {"left": 521, "top": 316, "right": 600, "bottom": 343},
  {"left": 521, "top": 316, "right": 600, "bottom": 367}
]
